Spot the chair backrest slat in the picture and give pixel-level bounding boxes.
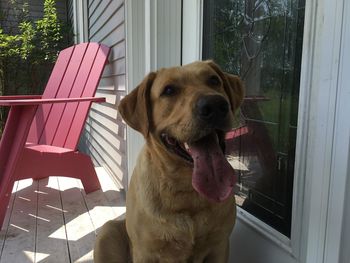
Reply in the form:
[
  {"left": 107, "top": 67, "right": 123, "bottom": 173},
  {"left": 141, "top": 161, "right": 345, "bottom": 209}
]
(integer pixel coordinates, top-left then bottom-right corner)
[
  {"left": 64, "top": 44, "right": 110, "bottom": 149},
  {"left": 52, "top": 43, "right": 100, "bottom": 148},
  {"left": 37, "top": 43, "right": 89, "bottom": 145},
  {"left": 26, "top": 43, "right": 110, "bottom": 150},
  {"left": 27, "top": 46, "right": 74, "bottom": 143}
]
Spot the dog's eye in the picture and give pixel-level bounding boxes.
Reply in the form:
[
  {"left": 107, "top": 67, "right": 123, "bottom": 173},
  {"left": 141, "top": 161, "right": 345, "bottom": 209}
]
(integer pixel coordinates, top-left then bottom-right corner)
[
  {"left": 207, "top": 75, "right": 221, "bottom": 86},
  {"left": 161, "top": 85, "right": 177, "bottom": 96}
]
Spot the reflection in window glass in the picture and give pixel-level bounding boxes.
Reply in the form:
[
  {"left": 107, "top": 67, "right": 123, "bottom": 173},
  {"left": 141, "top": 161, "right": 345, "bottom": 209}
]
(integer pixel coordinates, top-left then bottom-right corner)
[{"left": 203, "top": 0, "right": 305, "bottom": 236}]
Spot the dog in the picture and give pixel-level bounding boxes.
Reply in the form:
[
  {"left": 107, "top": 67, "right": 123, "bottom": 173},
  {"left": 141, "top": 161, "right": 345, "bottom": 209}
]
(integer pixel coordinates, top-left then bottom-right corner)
[{"left": 94, "top": 61, "right": 244, "bottom": 263}]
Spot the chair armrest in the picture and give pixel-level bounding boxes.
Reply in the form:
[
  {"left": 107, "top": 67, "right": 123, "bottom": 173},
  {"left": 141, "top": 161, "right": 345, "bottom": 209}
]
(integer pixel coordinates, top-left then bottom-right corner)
[{"left": 0, "top": 97, "right": 105, "bottom": 106}]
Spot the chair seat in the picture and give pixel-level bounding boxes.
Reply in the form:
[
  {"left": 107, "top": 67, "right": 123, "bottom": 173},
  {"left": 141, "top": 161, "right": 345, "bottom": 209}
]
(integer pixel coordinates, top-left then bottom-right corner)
[{"left": 25, "top": 143, "right": 75, "bottom": 154}]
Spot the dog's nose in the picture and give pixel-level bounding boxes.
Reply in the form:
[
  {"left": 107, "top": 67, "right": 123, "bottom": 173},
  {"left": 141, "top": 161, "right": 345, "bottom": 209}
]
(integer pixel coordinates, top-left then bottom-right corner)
[{"left": 196, "top": 95, "right": 229, "bottom": 123}]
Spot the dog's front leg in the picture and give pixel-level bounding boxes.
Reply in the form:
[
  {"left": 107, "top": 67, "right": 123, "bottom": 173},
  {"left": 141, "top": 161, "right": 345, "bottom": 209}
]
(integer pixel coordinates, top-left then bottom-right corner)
[{"left": 203, "top": 238, "right": 230, "bottom": 263}]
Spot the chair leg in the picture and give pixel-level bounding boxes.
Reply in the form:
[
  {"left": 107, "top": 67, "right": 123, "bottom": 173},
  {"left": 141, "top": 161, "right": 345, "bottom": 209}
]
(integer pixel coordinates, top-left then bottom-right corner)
[
  {"left": 75, "top": 152, "right": 101, "bottom": 193},
  {"left": 0, "top": 180, "right": 15, "bottom": 229},
  {"left": 0, "top": 106, "right": 38, "bottom": 229}
]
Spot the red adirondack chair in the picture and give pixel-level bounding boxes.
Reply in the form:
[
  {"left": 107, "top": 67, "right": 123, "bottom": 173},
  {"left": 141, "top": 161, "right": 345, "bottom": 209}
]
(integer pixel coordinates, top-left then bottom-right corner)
[{"left": 0, "top": 42, "right": 110, "bottom": 228}]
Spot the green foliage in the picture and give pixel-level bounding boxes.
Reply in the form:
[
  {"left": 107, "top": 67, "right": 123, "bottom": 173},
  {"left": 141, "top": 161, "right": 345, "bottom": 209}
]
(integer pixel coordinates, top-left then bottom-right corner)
[
  {"left": 19, "top": 21, "right": 35, "bottom": 60},
  {"left": 0, "top": 29, "right": 21, "bottom": 57},
  {"left": 36, "top": 0, "right": 63, "bottom": 62},
  {"left": 0, "top": 0, "right": 71, "bottom": 136},
  {"left": 0, "top": 0, "right": 67, "bottom": 63}
]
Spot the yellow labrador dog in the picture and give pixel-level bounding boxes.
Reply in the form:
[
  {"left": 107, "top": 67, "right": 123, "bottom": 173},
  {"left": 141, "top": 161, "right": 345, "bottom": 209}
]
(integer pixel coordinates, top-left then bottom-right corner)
[{"left": 94, "top": 61, "right": 244, "bottom": 263}]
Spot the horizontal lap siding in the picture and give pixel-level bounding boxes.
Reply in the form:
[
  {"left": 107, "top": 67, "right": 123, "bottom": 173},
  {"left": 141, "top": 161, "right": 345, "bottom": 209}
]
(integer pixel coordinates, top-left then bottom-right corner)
[
  {"left": 79, "top": 0, "right": 127, "bottom": 189},
  {"left": 0, "top": 0, "right": 67, "bottom": 33},
  {"left": 67, "top": 0, "right": 74, "bottom": 27}
]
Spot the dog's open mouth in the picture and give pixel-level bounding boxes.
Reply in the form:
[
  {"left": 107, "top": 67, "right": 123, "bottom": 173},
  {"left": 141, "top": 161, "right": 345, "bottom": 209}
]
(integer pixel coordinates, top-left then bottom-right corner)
[
  {"left": 161, "top": 131, "right": 237, "bottom": 203},
  {"left": 161, "top": 133, "right": 194, "bottom": 163}
]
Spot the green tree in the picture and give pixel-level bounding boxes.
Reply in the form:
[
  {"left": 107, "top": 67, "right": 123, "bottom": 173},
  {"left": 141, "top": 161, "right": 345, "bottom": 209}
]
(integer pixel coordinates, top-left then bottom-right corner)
[
  {"left": 0, "top": 0, "right": 71, "bottom": 136},
  {"left": 36, "top": 0, "right": 63, "bottom": 62}
]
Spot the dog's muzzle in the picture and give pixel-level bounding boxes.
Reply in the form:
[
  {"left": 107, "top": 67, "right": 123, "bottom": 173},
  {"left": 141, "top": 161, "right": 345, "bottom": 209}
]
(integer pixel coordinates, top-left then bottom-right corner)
[
  {"left": 195, "top": 95, "right": 230, "bottom": 128},
  {"left": 160, "top": 94, "right": 236, "bottom": 203}
]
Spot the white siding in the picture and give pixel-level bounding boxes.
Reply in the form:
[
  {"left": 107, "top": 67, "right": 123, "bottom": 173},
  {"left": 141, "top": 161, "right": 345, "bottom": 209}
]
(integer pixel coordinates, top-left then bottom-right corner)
[{"left": 79, "top": 0, "right": 127, "bottom": 189}]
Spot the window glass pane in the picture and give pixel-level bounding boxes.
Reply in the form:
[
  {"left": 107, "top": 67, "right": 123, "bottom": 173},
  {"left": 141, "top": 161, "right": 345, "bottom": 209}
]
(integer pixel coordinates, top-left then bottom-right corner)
[{"left": 203, "top": 0, "right": 305, "bottom": 237}]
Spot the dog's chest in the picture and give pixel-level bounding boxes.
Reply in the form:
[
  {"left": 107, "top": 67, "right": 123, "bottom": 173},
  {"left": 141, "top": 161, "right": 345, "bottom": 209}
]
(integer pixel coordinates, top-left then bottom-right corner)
[
  {"left": 164, "top": 199, "right": 234, "bottom": 241},
  {"left": 160, "top": 179, "right": 235, "bottom": 235}
]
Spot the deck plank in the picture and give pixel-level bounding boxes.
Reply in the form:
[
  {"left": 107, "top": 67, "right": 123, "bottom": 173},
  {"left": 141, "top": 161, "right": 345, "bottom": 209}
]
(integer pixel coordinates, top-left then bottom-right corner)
[
  {"left": 95, "top": 167, "right": 126, "bottom": 211},
  {"left": 79, "top": 167, "right": 126, "bottom": 235},
  {"left": 0, "top": 168, "right": 123, "bottom": 263},
  {"left": 0, "top": 181, "right": 18, "bottom": 257},
  {"left": 0, "top": 179, "right": 38, "bottom": 263},
  {"left": 57, "top": 177, "right": 95, "bottom": 263},
  {"left": 35, "top": 177, "right": 70, "bottom": 263}
]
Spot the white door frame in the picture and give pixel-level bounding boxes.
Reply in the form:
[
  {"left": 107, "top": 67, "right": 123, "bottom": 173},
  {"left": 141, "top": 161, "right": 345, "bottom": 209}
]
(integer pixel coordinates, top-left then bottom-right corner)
[
  {"left": 125, "top": 0, "right": 350, "bottom": 262},
  {"left": 298, "top": 0, "right": 350, "bottom": 262},
  {"left": 125, "top": 0, "right": 182, "bottom": 185},
  {"left": 72, "top": 0, "right": 88, "bottom": 43}
]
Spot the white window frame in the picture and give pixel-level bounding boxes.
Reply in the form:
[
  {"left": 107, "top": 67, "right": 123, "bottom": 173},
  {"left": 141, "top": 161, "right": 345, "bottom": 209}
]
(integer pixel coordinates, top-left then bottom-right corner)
[
  {"left": 125, "top": 0, "right": 350, "bottom": 262},
  {"left": 183, "top": 0, "right": 350, "bottom": 262}
]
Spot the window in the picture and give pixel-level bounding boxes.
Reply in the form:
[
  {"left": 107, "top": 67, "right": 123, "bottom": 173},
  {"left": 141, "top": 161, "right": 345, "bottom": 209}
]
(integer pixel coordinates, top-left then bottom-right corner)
[{"left": 203, "top": 0, "right": 305, "bottom": 236}]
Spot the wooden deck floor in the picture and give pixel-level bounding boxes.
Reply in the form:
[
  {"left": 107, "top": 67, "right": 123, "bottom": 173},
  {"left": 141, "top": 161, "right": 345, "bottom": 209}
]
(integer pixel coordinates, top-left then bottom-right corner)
[{"left": 0, "top": 167, "right": 126, "bottom": 263}]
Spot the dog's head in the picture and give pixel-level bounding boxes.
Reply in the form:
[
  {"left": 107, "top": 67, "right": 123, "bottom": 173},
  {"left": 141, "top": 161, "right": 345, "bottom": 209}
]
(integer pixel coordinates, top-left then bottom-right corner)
[{"left": 119, "top": 61, "right": 244, "bottom": 202}]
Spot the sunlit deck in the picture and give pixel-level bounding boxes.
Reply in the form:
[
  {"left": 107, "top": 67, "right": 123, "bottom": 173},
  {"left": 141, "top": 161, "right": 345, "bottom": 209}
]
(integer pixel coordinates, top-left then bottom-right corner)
[{"left": 0, "top": 167, "right": 126, "bottom": 263}]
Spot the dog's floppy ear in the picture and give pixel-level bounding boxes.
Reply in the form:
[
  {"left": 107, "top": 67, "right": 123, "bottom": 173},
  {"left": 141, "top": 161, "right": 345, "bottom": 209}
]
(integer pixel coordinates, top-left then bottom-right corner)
[
  {"left": 118, "top": 72, "right": 157, "bottom": 137},
  {"left": 206, "top": 61, "right": 244, "bottom": 111}
]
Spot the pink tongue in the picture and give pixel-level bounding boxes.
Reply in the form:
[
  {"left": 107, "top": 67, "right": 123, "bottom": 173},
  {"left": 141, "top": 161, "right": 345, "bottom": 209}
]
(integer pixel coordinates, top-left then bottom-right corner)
[{"left": 189, "top": 133, "right": 236, "bottom": 202}]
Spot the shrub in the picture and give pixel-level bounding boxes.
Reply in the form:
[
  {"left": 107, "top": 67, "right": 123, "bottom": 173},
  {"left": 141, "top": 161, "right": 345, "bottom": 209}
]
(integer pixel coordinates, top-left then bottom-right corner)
[{"left": 0, "top": 0, "right": 72, "bottom": 137}]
